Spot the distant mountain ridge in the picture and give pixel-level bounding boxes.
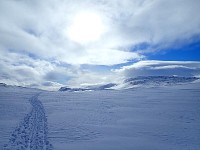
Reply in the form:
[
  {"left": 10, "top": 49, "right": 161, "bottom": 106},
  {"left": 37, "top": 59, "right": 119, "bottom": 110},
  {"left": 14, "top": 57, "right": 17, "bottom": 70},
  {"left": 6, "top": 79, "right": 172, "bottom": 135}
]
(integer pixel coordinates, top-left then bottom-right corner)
[
  {"left": 59, "top": 83, "right": 117, "bottom": 92},
  {"left": 1, "top": 76, "right": 199, "bottom": 92},
  {"left": 59, "top": 76, "right": 199, "bottom": 91},
  {"left": 0, "top": 83, "right": 7, "bottom": 87},
  {"left": 0, "top": 83, "right": 43, "bottom": 91},
  {"left": 123, "top": 76, "right": 199, "bottom": 88}
]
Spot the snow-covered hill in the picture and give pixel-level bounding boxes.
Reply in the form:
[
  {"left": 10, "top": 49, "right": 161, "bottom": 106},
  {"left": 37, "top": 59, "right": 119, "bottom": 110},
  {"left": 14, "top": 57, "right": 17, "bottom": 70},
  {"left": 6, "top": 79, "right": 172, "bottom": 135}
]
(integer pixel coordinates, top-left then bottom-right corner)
[
  {"left": 59, "top": 76, "right": 199, "bottom": 91},
  {"left": 59, "top": 83, "right": 117, "bottom": 92},
  {"left": 0, "top": 83, "right": 43, "bottom": 91},
  {"left": 0, "top": 82, "right": 200, "bottom": 150},
  {"left": 121, "top": 76, "right": 199, "bottom": 88}
]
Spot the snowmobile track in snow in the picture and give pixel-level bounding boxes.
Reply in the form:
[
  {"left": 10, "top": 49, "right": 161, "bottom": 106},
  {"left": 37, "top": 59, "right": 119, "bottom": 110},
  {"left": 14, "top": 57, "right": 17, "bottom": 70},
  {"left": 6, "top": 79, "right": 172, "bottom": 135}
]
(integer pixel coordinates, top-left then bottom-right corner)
[{"left": 3, "top": 93, "right": 53, "bottom": 150}]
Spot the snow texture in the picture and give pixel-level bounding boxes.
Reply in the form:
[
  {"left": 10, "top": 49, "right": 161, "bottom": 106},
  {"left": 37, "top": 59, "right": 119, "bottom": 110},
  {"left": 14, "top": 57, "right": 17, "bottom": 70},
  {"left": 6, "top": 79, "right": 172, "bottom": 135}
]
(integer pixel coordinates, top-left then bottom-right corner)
[
  {"left": 0, "top": 82, "right": 200, "bottom": 150},
  {"left": 2, "top": 92, "right": 52, "bottom": 150}
]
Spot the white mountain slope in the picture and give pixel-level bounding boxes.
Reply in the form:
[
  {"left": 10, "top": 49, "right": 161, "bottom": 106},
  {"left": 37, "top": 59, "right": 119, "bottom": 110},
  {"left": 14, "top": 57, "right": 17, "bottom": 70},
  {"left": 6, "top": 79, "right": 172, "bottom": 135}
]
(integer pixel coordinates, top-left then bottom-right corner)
[
  {"left": 118, "top": 76, "right": 199, "bottom": 89},
  {"left": 0, "top": 82, "right": 200, "bottom": 150},
  {"left": 59, "top": 76, "right": 199, "bottom": 91}
]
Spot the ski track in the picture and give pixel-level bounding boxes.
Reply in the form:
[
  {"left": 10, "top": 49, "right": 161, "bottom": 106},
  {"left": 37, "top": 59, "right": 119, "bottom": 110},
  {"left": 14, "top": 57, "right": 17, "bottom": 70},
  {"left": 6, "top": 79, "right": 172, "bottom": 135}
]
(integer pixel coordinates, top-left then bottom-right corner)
[{"left": 3, "top": 93, "right": 53, "bottom": 150}]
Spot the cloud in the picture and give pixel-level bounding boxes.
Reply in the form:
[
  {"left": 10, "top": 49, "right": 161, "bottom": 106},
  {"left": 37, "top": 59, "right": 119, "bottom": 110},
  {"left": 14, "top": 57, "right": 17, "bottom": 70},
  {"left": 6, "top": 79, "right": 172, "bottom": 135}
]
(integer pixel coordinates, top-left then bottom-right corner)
[
  {"left": 115, "top": 60, "right": 200, "bottom": 78},
  {"left": 0, "top": 50, "right": 55, "bottom": 88},
  {"left": 66, "top": 70, "right": 118, "bottom": 88},
  {"left": 94, "top": 0, "right": 200, "bottom": 52},
  {"left": 0, "top": 50, "right": 118, "bottom": 90},
  {"left": 0, "top": 0, "right": 144, "bottom": 66},
  {"left": 1, "top": 0, "right": 200, "bottom": 65},
  {"left": 0, "top": 0, "right": 200, "bottom": 89}
]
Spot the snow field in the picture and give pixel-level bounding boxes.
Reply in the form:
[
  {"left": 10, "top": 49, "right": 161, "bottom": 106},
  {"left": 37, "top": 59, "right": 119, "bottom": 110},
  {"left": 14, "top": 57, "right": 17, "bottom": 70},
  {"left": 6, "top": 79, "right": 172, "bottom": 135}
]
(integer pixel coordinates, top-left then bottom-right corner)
[{"left": 0, "top": 83, "right": 200, "bottom": 150}]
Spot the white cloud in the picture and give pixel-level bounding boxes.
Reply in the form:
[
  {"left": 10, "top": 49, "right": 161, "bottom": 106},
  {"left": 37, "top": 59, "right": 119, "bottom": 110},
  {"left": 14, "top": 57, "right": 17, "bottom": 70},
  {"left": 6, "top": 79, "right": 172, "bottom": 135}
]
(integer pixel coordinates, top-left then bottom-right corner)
[
  {"left": 1, "top": 0, "right": 200, "bottom": 65},
  {"left": 0, "top": 0, "right": 200, "bottom": 89},
  {"left": 66, "top": 70, "right": 118, "bottom": 88},
  {"left": 0, "top": 50, "right": 118, "bottom": 90},
  {"left": 115, "top": 60, "right": 200, "bottom": 78},
  {"left": 0, "top": 0, "right": 144, "bottom": 65},
  {"left": 0, "top": 50, "right": 55, "bottom": 88}
]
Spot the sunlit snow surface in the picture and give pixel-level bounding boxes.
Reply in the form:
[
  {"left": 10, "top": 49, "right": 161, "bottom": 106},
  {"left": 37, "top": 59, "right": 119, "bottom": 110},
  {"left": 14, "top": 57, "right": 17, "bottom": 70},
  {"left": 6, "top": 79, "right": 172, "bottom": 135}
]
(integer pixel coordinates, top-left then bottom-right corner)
[{"left": 0, "top": 83, "right": 200, "bottom": 150}]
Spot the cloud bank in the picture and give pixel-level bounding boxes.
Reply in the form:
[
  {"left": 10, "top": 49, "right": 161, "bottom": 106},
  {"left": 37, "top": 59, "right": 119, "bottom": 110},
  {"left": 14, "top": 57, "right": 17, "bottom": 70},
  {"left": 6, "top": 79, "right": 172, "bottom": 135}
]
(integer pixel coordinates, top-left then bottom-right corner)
[
  {"left": 0, "top": 0, "right": 200, "bottom": 90},
  {"left": 115, "top": 60, "right": 200, "bottom": 79}
]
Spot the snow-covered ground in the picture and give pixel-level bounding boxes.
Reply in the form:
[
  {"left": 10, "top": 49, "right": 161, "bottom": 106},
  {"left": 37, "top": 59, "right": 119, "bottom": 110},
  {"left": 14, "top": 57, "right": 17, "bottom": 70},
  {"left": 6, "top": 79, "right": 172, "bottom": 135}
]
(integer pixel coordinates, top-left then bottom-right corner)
[{"left": 0, "top": 83, "right": 200, "bottom": 150}]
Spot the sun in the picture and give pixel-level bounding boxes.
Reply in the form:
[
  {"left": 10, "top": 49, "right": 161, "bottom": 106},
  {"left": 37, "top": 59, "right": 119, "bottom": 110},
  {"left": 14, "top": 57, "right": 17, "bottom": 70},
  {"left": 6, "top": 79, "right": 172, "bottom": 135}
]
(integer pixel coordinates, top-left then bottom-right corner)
[{"left": 67, "top": 12, "right": 105, "bottom": 44}]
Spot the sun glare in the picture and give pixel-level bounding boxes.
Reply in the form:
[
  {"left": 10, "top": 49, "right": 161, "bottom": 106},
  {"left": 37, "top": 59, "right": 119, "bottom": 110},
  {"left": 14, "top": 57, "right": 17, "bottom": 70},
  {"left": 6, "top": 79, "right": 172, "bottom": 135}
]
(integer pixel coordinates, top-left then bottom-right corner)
[{"left": 67, "top": 12, "right": 105, "bottom": 44}]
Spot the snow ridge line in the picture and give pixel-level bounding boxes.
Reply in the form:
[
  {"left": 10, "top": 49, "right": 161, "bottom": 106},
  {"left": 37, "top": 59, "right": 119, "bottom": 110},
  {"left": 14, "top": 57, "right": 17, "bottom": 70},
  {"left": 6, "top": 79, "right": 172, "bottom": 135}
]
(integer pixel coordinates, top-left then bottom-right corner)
[{"left": 3, "top": 93, "right": 53, "bottom": 150}]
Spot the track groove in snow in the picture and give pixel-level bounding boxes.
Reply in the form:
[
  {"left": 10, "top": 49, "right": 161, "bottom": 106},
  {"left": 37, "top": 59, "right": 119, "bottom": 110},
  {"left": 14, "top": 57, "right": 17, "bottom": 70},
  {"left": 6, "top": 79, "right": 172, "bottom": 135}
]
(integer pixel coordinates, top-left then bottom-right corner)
[{"left": 3, "top": 93, "right": 53, "bottom": 150}]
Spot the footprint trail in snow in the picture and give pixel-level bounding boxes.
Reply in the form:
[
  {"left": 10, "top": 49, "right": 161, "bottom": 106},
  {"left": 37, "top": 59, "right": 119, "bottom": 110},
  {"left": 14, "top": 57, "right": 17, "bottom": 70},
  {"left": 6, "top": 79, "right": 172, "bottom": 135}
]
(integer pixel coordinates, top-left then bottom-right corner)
[{"left": 3, "top": 93, "right": 53, "bottom": 150}]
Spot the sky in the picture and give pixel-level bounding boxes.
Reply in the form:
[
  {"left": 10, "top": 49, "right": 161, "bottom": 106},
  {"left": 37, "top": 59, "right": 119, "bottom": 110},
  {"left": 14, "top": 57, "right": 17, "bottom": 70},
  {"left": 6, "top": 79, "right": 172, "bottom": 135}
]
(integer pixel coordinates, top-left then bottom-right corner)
[{"left": 0, "top": 0, "right": 200, "bottom": 90}]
